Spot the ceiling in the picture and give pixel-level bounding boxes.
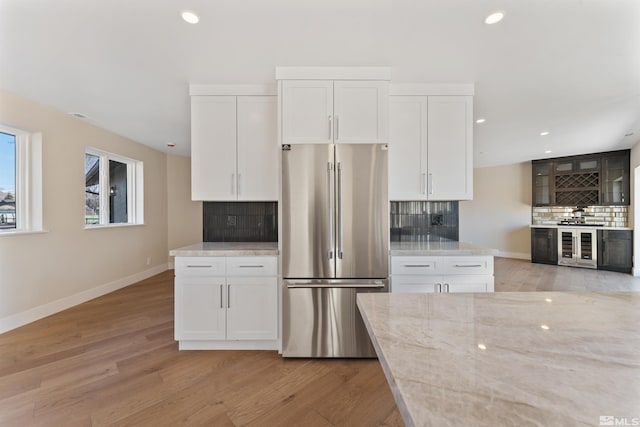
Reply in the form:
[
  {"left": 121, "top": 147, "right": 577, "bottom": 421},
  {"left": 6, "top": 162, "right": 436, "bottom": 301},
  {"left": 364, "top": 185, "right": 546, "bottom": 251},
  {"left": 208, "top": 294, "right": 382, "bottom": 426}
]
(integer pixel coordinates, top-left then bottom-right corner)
[{"left": 1, "top": 0, "right": 639, "bottom": 168}]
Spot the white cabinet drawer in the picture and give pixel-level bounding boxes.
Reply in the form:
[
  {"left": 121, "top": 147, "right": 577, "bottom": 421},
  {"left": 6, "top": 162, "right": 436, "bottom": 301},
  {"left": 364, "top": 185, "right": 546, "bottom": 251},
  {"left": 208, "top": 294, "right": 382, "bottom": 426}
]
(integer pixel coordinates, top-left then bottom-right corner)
[
  {"left": 226, "top": 256, "right": 277, "bottom": 276},
  {"left": 440, "top": 257, "right": 493, "bottom": 275},
  {"left": 391, "top": 275, "right": 440, "bottom": 293},
  {"left": 391, "top": 256, "right": 438, "bottom": 275},
  {"left": 175, "top": 257, "right": 226, "bottom": 277}
]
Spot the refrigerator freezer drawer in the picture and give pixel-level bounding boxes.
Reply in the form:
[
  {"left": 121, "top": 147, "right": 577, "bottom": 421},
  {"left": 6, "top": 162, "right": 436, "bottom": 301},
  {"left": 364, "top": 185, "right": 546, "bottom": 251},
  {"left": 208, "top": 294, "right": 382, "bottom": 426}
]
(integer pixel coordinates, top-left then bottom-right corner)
[{"left": 282, "top": 280, "right": 388, "bottom": 358}]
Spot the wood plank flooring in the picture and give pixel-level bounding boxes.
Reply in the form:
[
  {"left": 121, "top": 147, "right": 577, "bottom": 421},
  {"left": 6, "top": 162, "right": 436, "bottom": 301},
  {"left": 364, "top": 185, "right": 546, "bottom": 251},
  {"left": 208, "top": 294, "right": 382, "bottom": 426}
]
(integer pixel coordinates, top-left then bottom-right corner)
[{"left": 1, "top": 258, "right": 638, "bottom": 426}]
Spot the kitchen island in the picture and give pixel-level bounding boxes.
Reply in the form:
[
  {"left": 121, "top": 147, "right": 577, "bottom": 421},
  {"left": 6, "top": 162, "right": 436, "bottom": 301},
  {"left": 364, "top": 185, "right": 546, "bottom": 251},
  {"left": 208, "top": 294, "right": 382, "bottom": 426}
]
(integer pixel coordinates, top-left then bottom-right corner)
[{"left": 357, "top": 291, "right": 640, "bottom": 427}]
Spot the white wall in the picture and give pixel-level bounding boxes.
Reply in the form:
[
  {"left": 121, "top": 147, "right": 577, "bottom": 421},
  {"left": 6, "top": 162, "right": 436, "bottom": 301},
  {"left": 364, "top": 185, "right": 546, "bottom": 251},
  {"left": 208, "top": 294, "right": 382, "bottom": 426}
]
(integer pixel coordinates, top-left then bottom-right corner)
[
  {"left": 0, "top": 90, "right": 170, "bottom": 330},
  {"left": 460, "top": 162, "right": 532, "bottom": 259},
  {"left": 167, "top": 154, "right": 202, "bottom": 265}
]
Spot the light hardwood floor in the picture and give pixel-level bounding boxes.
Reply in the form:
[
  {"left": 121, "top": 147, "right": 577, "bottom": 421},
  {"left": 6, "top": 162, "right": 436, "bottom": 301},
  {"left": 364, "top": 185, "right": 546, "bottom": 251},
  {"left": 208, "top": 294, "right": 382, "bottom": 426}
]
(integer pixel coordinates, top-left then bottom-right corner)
[{"left": 1, "top": 258, "right": 638, "bottom": 426}]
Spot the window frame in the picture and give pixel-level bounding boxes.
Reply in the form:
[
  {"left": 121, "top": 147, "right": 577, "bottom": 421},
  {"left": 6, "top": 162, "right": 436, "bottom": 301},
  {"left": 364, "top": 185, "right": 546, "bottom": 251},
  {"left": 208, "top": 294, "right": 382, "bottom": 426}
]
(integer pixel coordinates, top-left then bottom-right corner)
[
  {"left": 0, "top": 123, "right": 42, "bottom": 235},
  {"left": 85, "top": 147, "right": 144, "bottom": 228}
]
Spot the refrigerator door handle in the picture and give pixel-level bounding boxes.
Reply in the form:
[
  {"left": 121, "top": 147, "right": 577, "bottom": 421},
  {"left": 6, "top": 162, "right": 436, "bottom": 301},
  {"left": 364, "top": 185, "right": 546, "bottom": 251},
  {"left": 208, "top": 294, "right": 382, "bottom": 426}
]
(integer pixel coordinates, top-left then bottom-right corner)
[
  {"left": 337, "top": 162, "right": 343, "bottom": 259},
  {"left": 287, "top": 283, "right": 385, "bottom": 289},
  {"left": 327, "top": 162, "right": 334, "bottom": 260}
]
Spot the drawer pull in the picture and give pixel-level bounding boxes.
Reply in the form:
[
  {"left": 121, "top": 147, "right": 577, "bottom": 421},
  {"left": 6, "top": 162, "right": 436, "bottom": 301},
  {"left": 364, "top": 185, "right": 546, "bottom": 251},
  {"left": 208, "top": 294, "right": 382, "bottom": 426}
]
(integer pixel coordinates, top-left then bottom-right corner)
[
  {"left": 186, "top": 265, "right": 213, "bottom": 268},
  {"left": 403, "top": 264, "right": 433, "bottom": 268},
  {"left": 238, "top": 265, "right": 264, "bottom": 268},
  {"left": 454, "top": 264, "right": 483, "bottom": 268}
]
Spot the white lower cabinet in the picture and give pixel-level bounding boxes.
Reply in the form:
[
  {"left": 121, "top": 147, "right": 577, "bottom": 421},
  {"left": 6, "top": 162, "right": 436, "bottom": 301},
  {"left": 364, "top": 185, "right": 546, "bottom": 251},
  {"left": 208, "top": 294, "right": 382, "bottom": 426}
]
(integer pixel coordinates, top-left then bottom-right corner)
[
  {"left": 174, "top": 256, "right": 278, "bottom": 350},
  {"left": 391, "top": 255, "right": 494, "bottom": 293}
]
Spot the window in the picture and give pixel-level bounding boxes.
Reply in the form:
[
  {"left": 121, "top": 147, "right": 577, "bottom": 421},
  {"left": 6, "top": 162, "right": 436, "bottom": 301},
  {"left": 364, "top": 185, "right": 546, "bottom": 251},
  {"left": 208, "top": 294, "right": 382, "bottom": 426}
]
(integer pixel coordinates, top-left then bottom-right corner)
[
  {"left": 0, "top": 124, "right": 42, "bottom": 234},
  {"left": 85, "top": 148, "right": 143, "bottom": 227},
  {"left": 0, "top": 132, "right": 16, "bottom": 230}
]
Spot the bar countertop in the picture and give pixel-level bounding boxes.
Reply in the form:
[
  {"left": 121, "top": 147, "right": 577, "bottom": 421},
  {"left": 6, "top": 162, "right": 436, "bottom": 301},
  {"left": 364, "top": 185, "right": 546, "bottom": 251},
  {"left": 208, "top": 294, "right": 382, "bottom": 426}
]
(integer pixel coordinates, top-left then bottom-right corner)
[{"left": 357, "top": 291, "right": 640, "bottom": 427}]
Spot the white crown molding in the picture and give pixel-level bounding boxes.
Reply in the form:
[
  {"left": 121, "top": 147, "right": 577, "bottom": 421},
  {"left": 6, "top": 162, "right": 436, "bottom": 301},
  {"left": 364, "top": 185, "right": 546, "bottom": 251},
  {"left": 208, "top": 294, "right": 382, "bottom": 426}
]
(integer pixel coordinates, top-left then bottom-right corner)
[{"left": 275, "top": 66, "right": 392, "bottom": 80}]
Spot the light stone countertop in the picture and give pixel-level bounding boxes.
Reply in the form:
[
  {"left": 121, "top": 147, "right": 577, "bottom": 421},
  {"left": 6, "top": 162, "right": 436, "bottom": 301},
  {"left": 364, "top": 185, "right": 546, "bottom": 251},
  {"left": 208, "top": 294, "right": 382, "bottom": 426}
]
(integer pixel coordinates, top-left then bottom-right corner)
[
  {"left": 531, "top": 224, "right": 633, "bottom": 230},
  {"left": 390, "top": 240, "right": 498, "bottom": 256},
  {"left": 169, "top": 242, "right": 278, "bottom": 257},
  {"left": 357, "top": 291, "right": 640, "bottom": 427}
]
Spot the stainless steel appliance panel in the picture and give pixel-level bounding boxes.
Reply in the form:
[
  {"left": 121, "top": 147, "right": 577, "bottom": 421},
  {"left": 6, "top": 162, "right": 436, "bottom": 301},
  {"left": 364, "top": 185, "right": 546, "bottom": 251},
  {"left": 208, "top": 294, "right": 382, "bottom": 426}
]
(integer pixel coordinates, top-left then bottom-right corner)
[
  {"left": 282, "top": 144, "right": 335, "bottom": 278},
  {"left": 282, "top": 279, "right": 388, "bottom": 358},
  {"left": 335, "top": 144, "right": 389, "bottom": 279}
]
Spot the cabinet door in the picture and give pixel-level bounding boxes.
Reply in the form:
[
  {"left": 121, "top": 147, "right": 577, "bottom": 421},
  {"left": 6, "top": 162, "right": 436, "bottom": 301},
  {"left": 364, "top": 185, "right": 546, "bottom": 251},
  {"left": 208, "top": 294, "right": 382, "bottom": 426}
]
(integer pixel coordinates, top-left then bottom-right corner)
[
  {"left": 444, "top": 276, "right": 491, "bottom": 293},
  {"left": 531, "top": 228, "right": 558, "bottom": 265},
  {"left": 601, "top": 153, "right": 630, "bottom": 205},
  {"left": 598, "top": 230, "right": 632, "bottom": 273},
  {"left": 191, "top": 96, "right": 238, "bottom": 201},
  {"left": 236, "top": 96, "right": 278, "bottom": 201},
  {"left": 175, "top": 278, "right": 226, "bottom": 340},
  {"left": 226, "top": 277, "right": 278, "bottom": 340},
  {"left": 389, "top": 97, "right": 428, "bottom": 200},
  {"left": 427, "top": 96, "right": 473, "bottom": 200},
  {"left": 281, "top": 80, "right": 333, "bottom": 145},
  {"left": 532, "top": 161, "right": 553, "bottom": 206},
  {"left": 391, "top": 275, "right": 441, "bottom": 293},
  {"left": 333, "top": 81, "right": 388, "bottom": 144}
]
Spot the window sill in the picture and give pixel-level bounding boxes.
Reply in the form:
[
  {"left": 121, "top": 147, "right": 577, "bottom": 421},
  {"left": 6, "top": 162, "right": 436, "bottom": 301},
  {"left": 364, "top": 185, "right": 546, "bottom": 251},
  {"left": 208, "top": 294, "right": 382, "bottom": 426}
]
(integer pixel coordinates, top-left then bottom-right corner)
[
  {"left": 0, "top": 229, "right": 48, "bottom": 237},
  {"left": 84, "top": 223, "right": 145, "bottom": 230}
]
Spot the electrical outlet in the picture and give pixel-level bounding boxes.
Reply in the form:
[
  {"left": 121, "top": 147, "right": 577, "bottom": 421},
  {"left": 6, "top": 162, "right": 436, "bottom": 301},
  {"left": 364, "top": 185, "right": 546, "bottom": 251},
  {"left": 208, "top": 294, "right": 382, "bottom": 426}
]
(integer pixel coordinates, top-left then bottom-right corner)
[{"left": 227, "top": 215, "right": 237, "bottom": 227}]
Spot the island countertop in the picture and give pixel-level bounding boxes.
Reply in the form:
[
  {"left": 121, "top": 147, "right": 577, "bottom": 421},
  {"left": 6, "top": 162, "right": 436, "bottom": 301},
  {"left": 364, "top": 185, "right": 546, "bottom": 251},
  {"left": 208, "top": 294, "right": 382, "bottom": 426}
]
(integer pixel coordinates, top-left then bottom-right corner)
[
  {"left": 390, "top": 240, "right": 498, "bottom": 256},
  {"left": 169, "top": 242, "right": 278, "bottom": 257},
  {"left": 357, "top": 291, "right": 640, "bottom": 427}
]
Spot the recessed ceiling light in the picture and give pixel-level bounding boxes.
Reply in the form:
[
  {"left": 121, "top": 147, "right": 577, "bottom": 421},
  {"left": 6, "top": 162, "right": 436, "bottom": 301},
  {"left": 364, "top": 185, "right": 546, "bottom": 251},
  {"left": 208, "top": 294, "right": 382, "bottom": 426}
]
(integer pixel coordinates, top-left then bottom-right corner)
[
  {"left": 477, "top": 343, "right": 487, "bottom": 350},
  {"left": 541, "top": 324, "right": 550, "bottom": 330},
  {"left": 167, "top": 143, "right": 176, "bottom": 148},
  {"left": 69, "top": 112, "right": 87, "bottom": 119},
  {"left": 485, "top": 11, "right": 505, "bottom": 25},
  {"left": 182, "top": 11, "right": 199, "bottom": 24},
  {"left": 625, "top": 132, "right": 634, "bottom": 137},
  {"left": 544, "top": 150, "right": 552, "bottom": 154},
  {"left": 545, "top": 298, "right": 553, "bottom": 302},
  {"left": 476, "top": 118, "right": 486, "bottom": 124},
  {"left": 540, "top": 131, "right": 550, "bottom": 136}
]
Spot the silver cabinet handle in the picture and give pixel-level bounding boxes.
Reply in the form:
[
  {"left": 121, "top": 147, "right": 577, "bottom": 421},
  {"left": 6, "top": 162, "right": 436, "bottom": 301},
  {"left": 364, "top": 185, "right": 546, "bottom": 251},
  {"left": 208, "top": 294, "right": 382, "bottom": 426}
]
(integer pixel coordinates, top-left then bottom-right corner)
[
  {"left": 444, "top": 283, "right": 450, "bottom": 293},
  {"left": 453, "top": 264, "right": 483, "bottom": 268},
  {"left": 436, "top": 283, "right": 442, "bottom": 293},
  {"left": 231, "top": 173, "right": 235, "bottom": 195},
  {"left": 328, "top": 115, "right": 333, "bottom": 140},
  {"left": 335, "top": 115, "right": 340, "bottom": 141},
  {"left": 287, "top": 283, "right": 385, "bottom": 289},
  {"left": 186, "top": 265, "right": 213, "bottom": 268},
  {"left": 428, "top": 173, "right": 434, "bottom": 195},
  {"left": 219, "top": 284, "right": 223, "bottom": 309},
  {"left": 421, "top": 173, "right": 427, "bottom": 195},
  {"left": 327, "top": 162, "right": 334, "bottom": 260},
  {"left": 227, "top": 284, "right": 230, "bottom": 308},
  {"left": 337, "top": 161, "right": 343, "bottom": 259},
  {"left": 237, "top": 173, "right": 241, "bottom": 196},
  {"left": 238, "top": 265, "right": 264, "bottom": 268},
  {"left": 404, "top": 264, "right": 433, "bottom": 268}
]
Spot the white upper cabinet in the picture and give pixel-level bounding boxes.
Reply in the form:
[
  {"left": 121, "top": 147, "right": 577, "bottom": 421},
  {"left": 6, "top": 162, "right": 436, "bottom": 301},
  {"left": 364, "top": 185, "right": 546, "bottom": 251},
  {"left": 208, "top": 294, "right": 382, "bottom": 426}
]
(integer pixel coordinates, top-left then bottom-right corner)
[
  {"left": 236, "top": 96, "right": 278, "bottom": 200},
  {"left": 191, "top": 96, "right": 237, "bottom": 201},
  {"left": 389, "top": 94, "right": 473, "bottom": 201},
  {"left": 281, "top": 79, "right": 388, "bottom": 145},
  {"left": 191, "top": 94, "right": 278, "bottom": 201}
]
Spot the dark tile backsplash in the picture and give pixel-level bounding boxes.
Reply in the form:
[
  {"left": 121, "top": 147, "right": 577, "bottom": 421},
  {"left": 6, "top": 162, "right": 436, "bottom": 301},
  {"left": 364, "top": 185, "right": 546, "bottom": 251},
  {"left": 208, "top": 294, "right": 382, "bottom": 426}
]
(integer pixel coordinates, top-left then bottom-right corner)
[
  {"left": 390, "top": 201, "right": 459, "bottom": 242},
  {"left": 203, "top": 202, "right": 278, "bottom": 242}
]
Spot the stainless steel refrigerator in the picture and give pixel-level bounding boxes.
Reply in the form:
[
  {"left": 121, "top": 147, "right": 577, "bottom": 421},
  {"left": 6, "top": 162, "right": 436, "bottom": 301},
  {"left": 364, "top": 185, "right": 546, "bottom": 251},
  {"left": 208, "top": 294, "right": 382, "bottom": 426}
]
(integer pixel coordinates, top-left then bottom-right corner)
[{"left": 281, "top": 143, "right": 388, "bottom": 358}]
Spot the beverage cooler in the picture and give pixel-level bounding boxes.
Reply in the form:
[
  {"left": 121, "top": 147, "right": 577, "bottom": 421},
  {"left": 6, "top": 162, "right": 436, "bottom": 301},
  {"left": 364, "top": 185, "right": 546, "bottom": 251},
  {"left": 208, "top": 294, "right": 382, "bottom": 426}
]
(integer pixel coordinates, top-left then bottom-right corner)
[{"left": 557, "top": 228, "right": 597, "bottom": 269}]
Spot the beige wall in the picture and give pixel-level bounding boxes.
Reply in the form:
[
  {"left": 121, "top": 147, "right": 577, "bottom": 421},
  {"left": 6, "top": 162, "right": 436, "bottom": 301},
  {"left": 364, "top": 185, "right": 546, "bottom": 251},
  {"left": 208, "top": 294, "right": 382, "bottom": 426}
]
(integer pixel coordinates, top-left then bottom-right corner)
[
  {"left": 460, "top": 162, "right": 532, "bottom": 259},
  {"left": 167, "top": 154, "right": 202, "bottom": 256},
  {"left": 0, "top": 89, "right": 169, "bottom": 322}
]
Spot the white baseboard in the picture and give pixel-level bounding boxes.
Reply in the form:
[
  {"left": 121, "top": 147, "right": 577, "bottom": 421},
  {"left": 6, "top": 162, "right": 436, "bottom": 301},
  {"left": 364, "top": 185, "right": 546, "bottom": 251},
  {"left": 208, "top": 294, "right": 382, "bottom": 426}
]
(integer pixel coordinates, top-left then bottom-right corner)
[
  {"left": 168, "top": 260, "right": 175, "bottom": 270},
  {"left": 0, "top": 263, "right": 169, "bottom": 334},
  {"left": 496, "top": 251, "right": 530, "bottom": 260}
]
